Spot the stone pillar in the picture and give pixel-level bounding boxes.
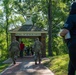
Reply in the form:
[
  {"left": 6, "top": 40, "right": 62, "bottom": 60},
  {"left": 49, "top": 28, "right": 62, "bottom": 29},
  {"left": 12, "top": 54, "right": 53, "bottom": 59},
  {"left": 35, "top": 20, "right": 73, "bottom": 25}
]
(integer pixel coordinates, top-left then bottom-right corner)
[
  {"left": 11, "top": 33, "right": 15, "bottom": 42},
  {"left": 41, "top": 33, "right": 46, "bottom": 57}
]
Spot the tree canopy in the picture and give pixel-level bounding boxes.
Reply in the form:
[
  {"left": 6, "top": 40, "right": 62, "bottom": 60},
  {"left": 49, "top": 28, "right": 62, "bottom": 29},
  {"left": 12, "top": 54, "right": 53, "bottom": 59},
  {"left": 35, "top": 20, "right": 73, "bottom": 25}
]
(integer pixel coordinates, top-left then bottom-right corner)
[{"left": 0, "top": 0, "right": 74, "bottom": 59}]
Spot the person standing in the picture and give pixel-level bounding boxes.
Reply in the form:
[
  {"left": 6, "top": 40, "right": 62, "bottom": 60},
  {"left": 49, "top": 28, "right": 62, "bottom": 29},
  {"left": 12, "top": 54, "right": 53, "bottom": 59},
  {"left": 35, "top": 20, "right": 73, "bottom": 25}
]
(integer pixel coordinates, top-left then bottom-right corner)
[
  {"left": 20, "top": 41, "right": 25, "bottom": 58},
  {"left": 9, "top": 37, "right": 20, "bottom": 64},
  {"left": 33, "top": 38, "right": 43, "bottom": 65},
  {"left": 60, "top": 2, "right": 76, "bottom": 75},
  {"left": 30, "top": 46, "right": 34, "bottom": 55},
  {"left": 26, "top": 45, "right": 30, "bottom": 56}
]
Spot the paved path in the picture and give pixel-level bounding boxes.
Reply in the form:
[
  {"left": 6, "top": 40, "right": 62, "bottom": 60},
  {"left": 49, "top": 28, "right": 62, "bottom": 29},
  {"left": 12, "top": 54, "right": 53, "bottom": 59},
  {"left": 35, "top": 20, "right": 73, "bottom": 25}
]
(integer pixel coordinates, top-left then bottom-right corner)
[{"left": 1, "top": 56, "right": 54, "bottom": 75}]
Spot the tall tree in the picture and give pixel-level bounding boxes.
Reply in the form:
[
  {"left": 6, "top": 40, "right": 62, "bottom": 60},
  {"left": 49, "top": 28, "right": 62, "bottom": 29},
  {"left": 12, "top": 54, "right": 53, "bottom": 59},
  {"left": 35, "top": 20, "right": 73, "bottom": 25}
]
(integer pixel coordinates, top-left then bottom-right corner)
[
  {"left": 3, "top": 0, "right": 11, "bottom": 57},
  {"left": 47, "top": 0, "right": 53, "bottom": 56}
]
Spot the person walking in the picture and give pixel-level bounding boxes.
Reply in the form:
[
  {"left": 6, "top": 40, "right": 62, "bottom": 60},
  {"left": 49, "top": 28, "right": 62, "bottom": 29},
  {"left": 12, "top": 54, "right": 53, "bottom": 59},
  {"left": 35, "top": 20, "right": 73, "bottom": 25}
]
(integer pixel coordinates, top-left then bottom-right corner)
[
  {"left": 33, "top": 38, "right": 43, "bottom": 65},
  {"left": 30, "top": 46, "right": 34, "bottom": 55},
  {"left": 26, "top": 45, "right": 30, "bottom": 56},
  {"left": 9, "top": 37, "right": 20, "bottom": 64},
  {"left": 20, "top": 41, "right": 25, "bottom": 58},
  {"left": 60, "top": 2, "right": 76, "bottom": 75}
]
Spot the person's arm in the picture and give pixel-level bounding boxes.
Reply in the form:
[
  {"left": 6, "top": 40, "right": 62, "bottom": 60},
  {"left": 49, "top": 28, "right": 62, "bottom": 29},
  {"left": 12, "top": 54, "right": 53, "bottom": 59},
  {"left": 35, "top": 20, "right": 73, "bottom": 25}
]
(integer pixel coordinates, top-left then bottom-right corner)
[
  {"left": 60, "top": 29, "right": 69, "bottom": 37},
  {"left": 17, "top": 41, "right": 20, "bottom": 50},
  {"left": 60, "top": 15, "right": 74, "bottom": 38}
]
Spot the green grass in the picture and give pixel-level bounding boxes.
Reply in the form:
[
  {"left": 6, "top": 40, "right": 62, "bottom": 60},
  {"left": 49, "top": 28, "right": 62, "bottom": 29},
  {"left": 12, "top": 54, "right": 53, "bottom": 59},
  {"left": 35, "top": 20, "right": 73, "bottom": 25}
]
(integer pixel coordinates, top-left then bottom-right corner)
[
  {"left": 0, "top": 58, "right": 10, "bottom": 73},
  {"left": 44, "top": 54, "right": 69, "bottom": 75},
  {"left": 0, "top": 63, "right": 9, "bottom": 72}
]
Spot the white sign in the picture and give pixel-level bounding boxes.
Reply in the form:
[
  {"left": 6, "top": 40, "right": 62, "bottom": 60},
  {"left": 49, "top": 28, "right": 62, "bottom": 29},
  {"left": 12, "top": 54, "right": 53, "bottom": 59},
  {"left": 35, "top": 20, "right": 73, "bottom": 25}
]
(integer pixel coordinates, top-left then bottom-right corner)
[{"left": 15, "top": 33, "right": 41, "bottom": 36}]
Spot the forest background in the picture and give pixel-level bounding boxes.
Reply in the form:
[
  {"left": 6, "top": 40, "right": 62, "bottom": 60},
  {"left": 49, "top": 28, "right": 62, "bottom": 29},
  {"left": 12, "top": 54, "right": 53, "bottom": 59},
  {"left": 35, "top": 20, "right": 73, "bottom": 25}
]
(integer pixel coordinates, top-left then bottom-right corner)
[{"left": 0, "top": 0, "right": 74, "bottom": 75}]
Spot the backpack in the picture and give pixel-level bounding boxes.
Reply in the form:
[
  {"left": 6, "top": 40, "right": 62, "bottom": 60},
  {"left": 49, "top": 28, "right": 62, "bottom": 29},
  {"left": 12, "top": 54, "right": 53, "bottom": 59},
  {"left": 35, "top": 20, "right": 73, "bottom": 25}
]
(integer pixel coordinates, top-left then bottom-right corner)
[{"left": 34, "top": 41, "right": 41, "bottom": 52}]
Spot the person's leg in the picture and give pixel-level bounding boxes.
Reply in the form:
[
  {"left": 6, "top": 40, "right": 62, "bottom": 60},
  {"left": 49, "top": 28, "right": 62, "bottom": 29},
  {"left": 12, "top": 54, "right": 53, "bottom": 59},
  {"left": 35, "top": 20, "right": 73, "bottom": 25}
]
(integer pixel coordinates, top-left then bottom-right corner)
[
  {"left": 21, "top": 50, "right": 23, "bottom": 57},
  {"left": 38, "top": 52, "right": 41, "bottom": 64},
  {"left": 27, "top": 50, "right": 29, "bottom": 55},
  {"left": 34, "top": 53, "right": 37, "bottom": 65},
  {"left": 31, "top": 50, "right": 33, "bottom": 55},
  {"left": 68, "top": 61, "right": 75, "bottom": 75},
  {"left": 68, "top": 42, "right": 76, "bottom": 70},
  {"left": 11, "top": 52, "right": 16, "bottom": 64},
  {"left": 20, "top": 50, "right": 21, "bottom": 57},
  {"left": 68, "top": 40, "right": 76, "bottom": 75}
]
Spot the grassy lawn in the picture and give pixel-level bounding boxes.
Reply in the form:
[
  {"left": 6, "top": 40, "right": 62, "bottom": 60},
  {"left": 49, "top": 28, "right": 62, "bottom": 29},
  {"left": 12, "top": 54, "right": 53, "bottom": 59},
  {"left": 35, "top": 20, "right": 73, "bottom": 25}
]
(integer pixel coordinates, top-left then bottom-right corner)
[
  {"left": 0, "top": 51, "right": 10, "bottom": 73},
  {"left": 0, "top": 62, "right": 9, "bottom": 72},
  {"left": 0, "top": 57, "right": 10, "bottom": 73},
  {"left": 44, "top": 54, "right": 69, "bottom": 75}
]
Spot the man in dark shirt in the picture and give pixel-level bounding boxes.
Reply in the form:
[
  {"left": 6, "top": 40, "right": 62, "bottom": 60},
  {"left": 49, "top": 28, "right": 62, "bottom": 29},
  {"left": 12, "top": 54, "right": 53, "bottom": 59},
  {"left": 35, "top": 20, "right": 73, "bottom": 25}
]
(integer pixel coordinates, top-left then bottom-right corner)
[{"left": 60, "top": 2, "right": 76, "bottom": 75}]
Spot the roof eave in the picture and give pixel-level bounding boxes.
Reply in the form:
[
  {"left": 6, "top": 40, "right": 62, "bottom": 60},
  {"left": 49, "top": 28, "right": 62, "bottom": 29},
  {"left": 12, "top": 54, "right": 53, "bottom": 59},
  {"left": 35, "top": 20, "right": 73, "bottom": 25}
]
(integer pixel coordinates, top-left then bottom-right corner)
[{"left": 9, "top": 31, "right": 48, "bottom": 33}]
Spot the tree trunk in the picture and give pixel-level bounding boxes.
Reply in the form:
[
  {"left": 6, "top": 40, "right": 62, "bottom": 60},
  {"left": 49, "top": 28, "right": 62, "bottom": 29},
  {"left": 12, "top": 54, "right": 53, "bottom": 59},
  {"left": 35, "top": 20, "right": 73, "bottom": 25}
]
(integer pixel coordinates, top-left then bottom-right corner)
[
  {"left": 48, "top": 0, "right": 53, "bottom": 56},
  {"left": 6, "top": 13, "right": 9, "bottom": 58}
]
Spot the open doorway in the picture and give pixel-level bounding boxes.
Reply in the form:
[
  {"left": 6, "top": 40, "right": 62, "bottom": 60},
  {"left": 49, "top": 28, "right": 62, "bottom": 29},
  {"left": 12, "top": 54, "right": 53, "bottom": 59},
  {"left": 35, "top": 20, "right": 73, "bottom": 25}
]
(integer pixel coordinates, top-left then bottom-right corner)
[{"left": 19, "top": 38, "right": 35, "bottom": 57}]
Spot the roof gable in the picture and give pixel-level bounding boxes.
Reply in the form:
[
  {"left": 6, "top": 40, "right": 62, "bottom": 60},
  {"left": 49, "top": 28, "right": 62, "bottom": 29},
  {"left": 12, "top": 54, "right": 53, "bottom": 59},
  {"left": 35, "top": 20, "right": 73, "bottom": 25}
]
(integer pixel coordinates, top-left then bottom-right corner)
[{"left": 9, "top": 25, "right": 47, "bottom": 33}]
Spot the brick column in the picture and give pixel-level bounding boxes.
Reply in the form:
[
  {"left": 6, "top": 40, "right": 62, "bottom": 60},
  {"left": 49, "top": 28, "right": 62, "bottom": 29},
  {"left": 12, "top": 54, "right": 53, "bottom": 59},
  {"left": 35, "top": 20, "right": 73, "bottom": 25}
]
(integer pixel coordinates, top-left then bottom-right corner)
[{"left": 41, "top": 33, "right": 46, "bottom": 57}]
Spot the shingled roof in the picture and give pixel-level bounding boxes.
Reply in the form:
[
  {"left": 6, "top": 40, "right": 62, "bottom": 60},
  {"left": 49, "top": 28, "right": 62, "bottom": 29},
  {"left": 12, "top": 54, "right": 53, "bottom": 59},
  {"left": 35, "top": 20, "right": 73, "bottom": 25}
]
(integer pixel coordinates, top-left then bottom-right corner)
[{"left": 9, "top": 25, "right": 47, "bottom": 33}]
